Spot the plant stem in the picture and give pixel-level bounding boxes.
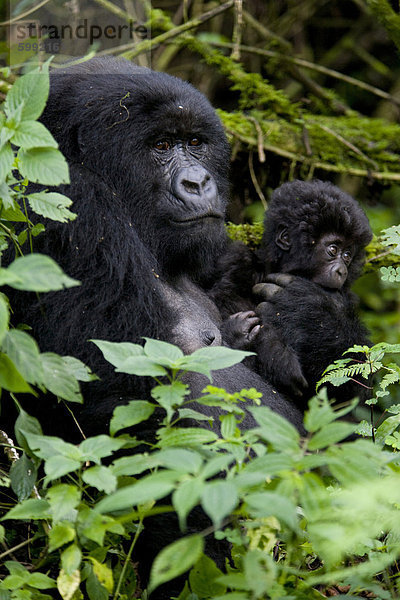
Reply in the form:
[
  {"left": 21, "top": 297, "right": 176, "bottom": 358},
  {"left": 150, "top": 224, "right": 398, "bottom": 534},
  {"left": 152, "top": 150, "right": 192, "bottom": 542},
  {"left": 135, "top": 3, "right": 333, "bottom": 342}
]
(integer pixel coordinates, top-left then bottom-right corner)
[{"left": 114, "top": 515, "right": 144, "bottom": 599}]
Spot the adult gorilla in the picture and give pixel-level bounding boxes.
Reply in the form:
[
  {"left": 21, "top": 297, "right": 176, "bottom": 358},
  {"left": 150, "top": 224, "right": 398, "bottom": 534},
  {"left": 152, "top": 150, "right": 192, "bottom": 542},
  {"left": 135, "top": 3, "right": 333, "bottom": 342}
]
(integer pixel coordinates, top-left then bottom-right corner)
[{"left": 7, "top": 57, "right": 302, "bottom": 437}]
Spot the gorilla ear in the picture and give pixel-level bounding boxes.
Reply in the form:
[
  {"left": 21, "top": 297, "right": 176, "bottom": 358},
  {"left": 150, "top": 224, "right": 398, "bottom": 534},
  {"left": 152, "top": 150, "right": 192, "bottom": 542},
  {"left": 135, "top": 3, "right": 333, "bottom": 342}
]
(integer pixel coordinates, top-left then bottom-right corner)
[{"left": 275, "top": 225, "right": 291, "bottom": 251}]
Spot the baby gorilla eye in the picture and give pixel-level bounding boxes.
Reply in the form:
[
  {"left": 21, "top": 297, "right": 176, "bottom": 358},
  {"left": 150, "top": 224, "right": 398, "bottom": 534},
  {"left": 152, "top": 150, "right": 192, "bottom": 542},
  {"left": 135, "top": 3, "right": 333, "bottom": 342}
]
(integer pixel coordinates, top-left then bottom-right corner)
[
  {"left": 327, "top": 244, "right": 338, "bottom": 257},
  {"left": 343, "top": 250, "right": 352, "bottom": 263},
  {"left": 188, "top": 137, "right": 202, "bottom": 147},
  {"left": 155, "top": 140, "right": 171, "bottom": 151}
]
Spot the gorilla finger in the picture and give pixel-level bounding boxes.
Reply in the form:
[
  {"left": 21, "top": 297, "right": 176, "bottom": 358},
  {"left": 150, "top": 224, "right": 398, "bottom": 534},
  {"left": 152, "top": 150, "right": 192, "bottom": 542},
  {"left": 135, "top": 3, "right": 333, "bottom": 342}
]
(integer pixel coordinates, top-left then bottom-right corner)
[
  {"left": 253, "top": 283, "right": 282, "bottom": 300},
  {"left": 247, "top": 324, "right": 261, "bottom": 342},
  {"left": 266, "top": 273, "right": 295, "bottom": 286}
]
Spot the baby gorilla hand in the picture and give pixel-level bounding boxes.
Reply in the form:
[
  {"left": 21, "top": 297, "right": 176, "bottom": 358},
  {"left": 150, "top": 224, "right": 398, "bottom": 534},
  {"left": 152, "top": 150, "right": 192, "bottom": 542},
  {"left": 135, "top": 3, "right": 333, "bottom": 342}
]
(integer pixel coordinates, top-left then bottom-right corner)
[
  {"left": 221, "top": 310, "right": 261, "bottom": 349},
  {"left": 253, "top": 273, "right": 295, "bottom": 301}
]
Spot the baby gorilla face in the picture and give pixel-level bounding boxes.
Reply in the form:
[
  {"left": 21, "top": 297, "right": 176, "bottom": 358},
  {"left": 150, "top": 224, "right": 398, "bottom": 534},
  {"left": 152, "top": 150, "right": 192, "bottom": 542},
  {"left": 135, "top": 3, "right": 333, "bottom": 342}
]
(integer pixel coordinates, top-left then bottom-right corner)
[{"left": 310, "top": 233, "right": 353, "bottom": 289}]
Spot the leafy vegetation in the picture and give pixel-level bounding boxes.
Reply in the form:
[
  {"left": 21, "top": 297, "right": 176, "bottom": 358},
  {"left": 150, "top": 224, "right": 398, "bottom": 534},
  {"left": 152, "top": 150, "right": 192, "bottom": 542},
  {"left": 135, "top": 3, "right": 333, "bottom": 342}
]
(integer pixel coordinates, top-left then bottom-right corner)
[{"left": 2, "top": 1, "right": 400, "bottom": 599}]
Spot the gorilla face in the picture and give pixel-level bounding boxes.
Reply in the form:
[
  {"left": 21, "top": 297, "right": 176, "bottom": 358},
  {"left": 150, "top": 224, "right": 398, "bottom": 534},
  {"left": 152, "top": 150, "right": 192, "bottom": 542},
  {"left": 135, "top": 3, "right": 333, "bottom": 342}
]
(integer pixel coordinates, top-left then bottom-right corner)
[{"left": 42, "top": 61, "right": 230, "bottom": 278}]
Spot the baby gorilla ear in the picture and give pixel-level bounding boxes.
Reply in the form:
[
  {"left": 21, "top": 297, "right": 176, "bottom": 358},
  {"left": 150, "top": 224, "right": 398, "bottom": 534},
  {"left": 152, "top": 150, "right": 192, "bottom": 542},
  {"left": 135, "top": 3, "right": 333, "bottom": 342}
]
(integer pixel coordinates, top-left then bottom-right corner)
[{"left": 275, "top": 225, "right": 291, "bottom": 251}]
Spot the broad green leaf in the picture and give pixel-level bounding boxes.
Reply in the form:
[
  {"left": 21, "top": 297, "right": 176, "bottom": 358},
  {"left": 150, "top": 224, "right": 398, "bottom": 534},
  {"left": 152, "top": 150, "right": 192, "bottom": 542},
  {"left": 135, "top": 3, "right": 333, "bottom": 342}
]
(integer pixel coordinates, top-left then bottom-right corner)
[
  {"left": 21, "top": 431, "right": 82, "bottom": 462},
  {"left": 111, "top": 453, "right": 161, "bottom": 477},
  {"left": 243, "top": 452, "right": 293, "bottom": 476},
  {"left": 79, "top": 435, "right": 126, "bottom": 462},
  {"left": 18, "top": 147, "right": 69, "bottom": 185},
  {"left": 86, "top": 565, "right": 107, "bottom": 600},
  {"left": 61, "top": 544, "right": 82, "bottom": 576},
  {"left": 220, "top": 413, "right": 238, "bottom": 439},
  {"left": 201, "top": 481, "right": 238, "bottom": 528},
  {"left": 158, "top": 427, "right": 218, "bottom": 448},
  {"left": 173, "top": 478, "right": 204, "bottom": 529},
  {"left": 376, "top": 413, "right": 400, "bottom": 445},
  {"left": 95, "top": 471, "right": 179, "bottom": 513},
  {"left": 1, "top": 329, "right": 43, "bottom": 385},
  {"left": 47, "top": 484, "right": 81, "bottom": 522},
  {"left": 1, "top": 498, "right": 51, "bottom": 521},
  {"left": 249, "top": 406, "right": 300, "bottom": 453},
  {"left": 48, "top": 522, "right": 75, "bottom": 552},
  {"left": 157, "top": 448, "right": 203, "bottom": 473},
  {"left": 12, "top": 120, "right": 58, "bottom": 149},
  {"left": 152, "top": 382, "right": 188, "bottom": 421},
  {"left": 116, "top": 355, "right": 167, "bottom": 377},
  {"left": 26, "top": 572, "right": 57, "bottom": 589},
  {"left": 0, "top": 352, "right": 33, "bottom": 393},
  {"left": 299, "top": 472, "right": 327, "bottom": 518},
  {"left": 0, "top": 143, "right": 14, "bottom": 182},
  {"left": 245, "top": 492, "right": 298, "bottom": 531},
  {"left": 200, "top": 454, "right": 233, "bottom": 479},
  {"left": 61, "top": 356, "right": 98, "bottom": 382},
  {"left": 44, "top": 455, "right": 82, "bottom": 483},
  {"left": 40, "top": 352, "right": 83, "bottom": 403},
  {"left": 4, "top": 67, "right": 49, "bottom": 121},
  {"left": 88, "top": 558, "right": 113, "bottom": 594},
  {"left": 82, "top": 466, "right": 117, "bottom": 494},
  {"left": 91, "top": 339, "right": 144, "bottom": 368},
  {"left": 189, "top": 555, "right": 226, "bottom": 598},
  {"left": 14, "top": 408, "right": 43, "bottom": 456},
  {"left": 191, "top": 346, "right": 253, "bottom": 370},
  {"left": 144, "top": 337, "right": 184, "bottom": 363},
  {"left": 57, "top": 568, "right": 80, "bottom": 600},
  {"left": 27, "top": 191, "right": 76, "bottom": 222},
  {"left": 0, "top": 254, "right": 79, "bottom": 292},
  {"left": 78, "top": 507, "right": 124, "bottom": 545},
  {"left": 9, "top": 453, "right": 37, "bottom": 501},
  {"left": 0, "top": 293, "right": 9, "bottom": 345},
  {"left": 149, "top": 535, "right": 204, "bottom": 592},
  {"left": 110, "top": 400, "right": 155, "bottom": 436},
  {"left": 308, "top": 421, "right": 357, "bottom": 450}
]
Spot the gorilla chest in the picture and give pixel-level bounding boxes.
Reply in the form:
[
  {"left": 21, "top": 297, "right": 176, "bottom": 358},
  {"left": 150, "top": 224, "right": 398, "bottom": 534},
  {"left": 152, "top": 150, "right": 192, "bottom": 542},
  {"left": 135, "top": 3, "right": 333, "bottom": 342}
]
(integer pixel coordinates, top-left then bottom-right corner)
[{"left": 162, "top": 278, "right": 222, "bottom": 353}]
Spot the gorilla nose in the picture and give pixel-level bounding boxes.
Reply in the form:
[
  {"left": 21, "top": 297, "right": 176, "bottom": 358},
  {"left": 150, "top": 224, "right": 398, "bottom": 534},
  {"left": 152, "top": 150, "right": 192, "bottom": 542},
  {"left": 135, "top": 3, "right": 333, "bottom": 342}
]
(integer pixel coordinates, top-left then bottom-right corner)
[
  {"left": 334, "top": 262, "right": 347, "bottom": 283},
  {"left": 173, "top": 166, "right": 218, "bottom": 204}
]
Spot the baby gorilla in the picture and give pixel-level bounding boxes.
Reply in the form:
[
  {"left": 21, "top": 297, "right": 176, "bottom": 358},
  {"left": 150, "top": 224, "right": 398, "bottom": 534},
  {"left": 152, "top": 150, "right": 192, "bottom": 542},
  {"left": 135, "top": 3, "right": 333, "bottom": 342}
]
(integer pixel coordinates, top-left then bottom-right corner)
[{"left": 211, "top": 179, "right": 373, "bottom": 406}]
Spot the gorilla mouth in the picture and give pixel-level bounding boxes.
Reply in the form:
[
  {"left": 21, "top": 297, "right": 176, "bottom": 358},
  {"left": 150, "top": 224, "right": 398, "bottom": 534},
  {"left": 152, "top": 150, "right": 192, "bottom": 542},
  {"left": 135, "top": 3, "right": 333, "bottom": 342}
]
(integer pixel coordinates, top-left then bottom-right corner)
[{"left": 171, "top": 213, "right": 224, "bottom": 225}]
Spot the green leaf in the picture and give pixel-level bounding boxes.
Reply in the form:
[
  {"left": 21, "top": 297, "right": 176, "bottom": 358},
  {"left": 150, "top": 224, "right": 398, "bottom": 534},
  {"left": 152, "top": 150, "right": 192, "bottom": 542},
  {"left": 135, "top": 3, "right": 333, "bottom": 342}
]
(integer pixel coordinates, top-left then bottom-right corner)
[
  {"left": 245, "top": 492, "right": 298, "bottom": 531},
  {"left": 88, "top": 558, "right": 114, "bottom": 594},
  {"left": 178, "top": 346, "right": 253, "bottom": 379},
  {"left": 86, "top": 565, "right": 107, "bottom": 600},
  {"left": 91, "top": 339, "right": 144, "bottom": 368},
  {"left": 79, "top": 507, "right": 124, "bottom": 545},
  {"left": 79, "top": 435, "right": 126, "bottom": 462},
  {"left": 57, "top": 568, "right": 81, "bottom": 600},
  {"left": 173, "top": 478, "right": 204, "bottom": 529},
  {"left": 27, "top": 191, "right": 76, "bottom": 222},
  {"left": 157, "top": 448, "right": 203, "bottom": 473},
  {"left": 158, "top": 427, "right": 218, "bottom": 448},
  {"left": 110, "top": 400, "right": 155, "bottom": 436},
  {"left": 0, "top": 352, "right": 33, "bottom": 393},
  {"left": 27, "top": 572, "right": 57, "bottom": 589},
  {"left": 14, "top": 408, "right": 43, "bottom": 456},
  {"left": 44, "top": 455, "right": 82, "bottom": 483},
  {"left": 9, "top": 453, "right": 37, "bottom": 501},
  {"left": 149, "top": 535, "right": 204, "bottom": 592},
  {"left": 308, "top": 421, "right": 357, "bottom": 450},
  {"left": 116, "top": 355, "right": 167, "bottom": 377},
  {"left": 61, "top": 356, "right": 98, "bottom": 382},
  {"left": 152, "top": 382, "right": 188, "bottom": 421},
  {"left": 201, "top": 481, "right": 238, "bottom": 528},
  {"left": 220, "top": 413, "right": 238, "bottom": 439},
  {"left": 1, "top": 329, "right": 43, "bottom": 385},
  {"left": 0, "top": 254, "right": 79, "bottom": 292},
  {"left": 95, "top": 471, "right": 179, "bottom": 513},
  {"left": 40, "top": 352, "right": 83, "bottom": 403},
  {"left": 12, "top": 121, "right": 58, "bottom": 149},
  {"left": 249, "top": 406, "right": 300, "bottom": 453},
  {"left": 376, "top": 413, "right": 400, "bottom": 446},
  {"left": 47, "top": 484, "right": 81, "bottom": 522},
  {"left": 18, "top": 147, "right": 69, "bottom": 185},
  {"left": 4, "top": 68, "right": 49, "bottom": 121},
  {"left": 48, "top": 522, "right": 75, "bottom": 552},
  {"left": 0, "top": 293, "right": 9, "bottom": 345},
  {"left": 2, "top": 498, "right": 51, "bottom": 520},
  {"left": 0, "top": 143, "right": 14, "bottom": 182},
  {"left": 144, "top": 337, "right": 184, "bottom": 364},
  {"left": 61, "top": 544, "right": 82, "bottom": 576},
  {"left": 189, "top": 554, "right": 226, "bottom": 598},
  {"left": 82, "top": 466, "right": 117, "bottom": 494}
]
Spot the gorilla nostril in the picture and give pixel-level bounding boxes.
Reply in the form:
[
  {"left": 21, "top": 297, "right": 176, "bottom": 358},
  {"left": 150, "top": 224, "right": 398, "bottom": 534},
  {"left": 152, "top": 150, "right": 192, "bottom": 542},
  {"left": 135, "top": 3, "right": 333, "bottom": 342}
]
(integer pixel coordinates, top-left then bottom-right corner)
[{"left": 182, "top": 179, "right": 200, "bottom": 194}]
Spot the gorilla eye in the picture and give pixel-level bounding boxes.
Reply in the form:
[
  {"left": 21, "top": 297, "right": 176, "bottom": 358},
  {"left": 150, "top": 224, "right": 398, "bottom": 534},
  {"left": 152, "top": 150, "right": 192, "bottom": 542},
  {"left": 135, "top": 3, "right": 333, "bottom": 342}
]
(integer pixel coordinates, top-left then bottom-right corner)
[
  {"left": 188, "top": 137, "right": 202, "bottom": 147},
  {"left": 343, "top": 250, "right": 352, "bottom": 263},
  {"left": 155, "top": 140, "right": 171, "bottom": 151},
  {"left": 327, "top": 244, "right": 338, "bottom": 257}
]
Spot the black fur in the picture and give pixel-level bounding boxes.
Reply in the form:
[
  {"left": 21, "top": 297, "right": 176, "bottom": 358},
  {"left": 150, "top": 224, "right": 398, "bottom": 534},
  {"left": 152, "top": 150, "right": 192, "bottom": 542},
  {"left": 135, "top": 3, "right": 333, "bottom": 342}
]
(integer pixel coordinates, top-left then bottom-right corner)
[
  {"left": 211, "top": 179, "right": 373, "bottom": 405},
  {"left": 4, "top": 57, "right": 304, "bottom": 597}
]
